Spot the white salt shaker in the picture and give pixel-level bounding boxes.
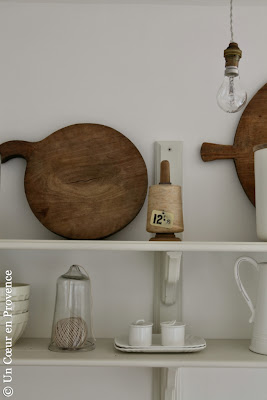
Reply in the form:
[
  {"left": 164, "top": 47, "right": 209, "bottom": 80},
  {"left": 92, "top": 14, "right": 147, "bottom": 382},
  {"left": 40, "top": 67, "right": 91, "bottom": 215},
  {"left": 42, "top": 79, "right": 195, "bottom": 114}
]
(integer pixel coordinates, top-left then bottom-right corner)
[
  {"left": 129, "top": 319, "right": 153, "bottom": 346},
  {"left": 160, "top": 320, "right": 185, "bottom": 346}
]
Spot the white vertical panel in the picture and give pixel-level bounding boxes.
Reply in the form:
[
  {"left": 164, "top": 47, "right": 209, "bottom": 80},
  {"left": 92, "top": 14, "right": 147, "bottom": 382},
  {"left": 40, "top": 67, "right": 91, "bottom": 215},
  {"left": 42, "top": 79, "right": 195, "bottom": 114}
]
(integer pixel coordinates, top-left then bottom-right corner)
[
  {"left": 155, "top": 142, "right": 183, "bottom": 187},
  {"left": 153, "top": 142, "right": 183, "bottom": 334}
]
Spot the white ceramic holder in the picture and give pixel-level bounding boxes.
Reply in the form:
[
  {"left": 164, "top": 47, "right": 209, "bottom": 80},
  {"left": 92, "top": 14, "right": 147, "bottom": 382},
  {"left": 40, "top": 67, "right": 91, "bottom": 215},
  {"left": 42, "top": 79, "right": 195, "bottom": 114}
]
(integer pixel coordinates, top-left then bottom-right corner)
[
  {"left": 129, "top": 319, "right": 153, "bottom": 347},
  {"left": 160, "top": 320, "right": 185, "bottom": 346},
  {"left": 254, "top": 144, "right": 267, "bottom": 240}
]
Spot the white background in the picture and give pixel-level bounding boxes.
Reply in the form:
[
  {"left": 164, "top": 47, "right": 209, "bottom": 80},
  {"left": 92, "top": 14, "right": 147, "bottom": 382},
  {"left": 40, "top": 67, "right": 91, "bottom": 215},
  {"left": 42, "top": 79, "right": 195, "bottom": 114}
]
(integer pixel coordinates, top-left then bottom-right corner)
[{"left": 0, "top": 1, "right": 267, "bottom": 399}]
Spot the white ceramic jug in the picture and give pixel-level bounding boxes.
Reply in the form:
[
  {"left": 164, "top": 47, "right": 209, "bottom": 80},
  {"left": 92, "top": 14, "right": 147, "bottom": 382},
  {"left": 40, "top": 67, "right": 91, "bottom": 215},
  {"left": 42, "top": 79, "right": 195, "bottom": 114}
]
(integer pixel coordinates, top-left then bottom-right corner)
[{"left": 234, "top": 256, "right": 267, "bottom": 355}]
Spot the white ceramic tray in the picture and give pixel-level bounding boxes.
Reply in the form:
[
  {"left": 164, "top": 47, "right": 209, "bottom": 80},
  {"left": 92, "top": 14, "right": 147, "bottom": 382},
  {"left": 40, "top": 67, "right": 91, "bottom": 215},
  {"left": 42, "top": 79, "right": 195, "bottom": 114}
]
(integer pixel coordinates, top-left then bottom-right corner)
[{"left": 114, "top": 334, "right": 206, "bottom": 353}]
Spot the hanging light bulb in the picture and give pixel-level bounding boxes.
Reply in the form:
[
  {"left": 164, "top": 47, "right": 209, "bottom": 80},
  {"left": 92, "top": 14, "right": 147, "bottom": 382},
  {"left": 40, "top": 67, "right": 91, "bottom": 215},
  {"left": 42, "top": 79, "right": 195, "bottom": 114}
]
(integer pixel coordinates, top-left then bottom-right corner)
[
  {"left": 217, "top": 0, "right": 247, "bottom": 113},
  {"left": 217, "top": 42, "right": 247, "bottom": 113}
]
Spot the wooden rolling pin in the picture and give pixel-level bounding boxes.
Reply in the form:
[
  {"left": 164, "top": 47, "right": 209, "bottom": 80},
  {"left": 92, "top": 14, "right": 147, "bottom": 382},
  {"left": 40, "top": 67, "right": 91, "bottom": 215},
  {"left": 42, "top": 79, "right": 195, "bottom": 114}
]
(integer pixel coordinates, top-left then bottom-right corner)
[{"left": 146, "top": 160, "right": 184, "bottom": 241}]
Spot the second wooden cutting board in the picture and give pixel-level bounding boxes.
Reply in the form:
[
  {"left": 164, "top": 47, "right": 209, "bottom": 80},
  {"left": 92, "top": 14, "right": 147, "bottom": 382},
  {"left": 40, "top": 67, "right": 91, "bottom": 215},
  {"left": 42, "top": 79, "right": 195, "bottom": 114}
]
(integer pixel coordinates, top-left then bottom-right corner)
[
  {"left": 201, "top": 83, "right": 267, "bottom": 206},
  {"left": 0, "top": 124, "right": 148, "bottom": 239}
]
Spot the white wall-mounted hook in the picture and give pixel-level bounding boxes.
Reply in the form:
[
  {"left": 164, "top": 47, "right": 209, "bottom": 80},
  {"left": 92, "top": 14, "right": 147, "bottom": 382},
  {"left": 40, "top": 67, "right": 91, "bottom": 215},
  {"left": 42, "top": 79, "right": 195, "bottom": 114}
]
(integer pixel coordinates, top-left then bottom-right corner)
[{"left": 161, "top": 251, "right": 182, "bottom": 305}]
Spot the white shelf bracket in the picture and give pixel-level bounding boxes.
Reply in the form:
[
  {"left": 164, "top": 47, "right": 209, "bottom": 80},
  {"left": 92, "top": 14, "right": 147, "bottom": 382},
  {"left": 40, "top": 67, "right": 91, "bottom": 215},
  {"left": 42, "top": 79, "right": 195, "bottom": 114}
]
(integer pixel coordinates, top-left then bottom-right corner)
[
  {"left": 161, "top": 368, "right": 181, "bottom": 400},
  {"left": 161, "top": 251, "right": 182, "bottom": 305}
]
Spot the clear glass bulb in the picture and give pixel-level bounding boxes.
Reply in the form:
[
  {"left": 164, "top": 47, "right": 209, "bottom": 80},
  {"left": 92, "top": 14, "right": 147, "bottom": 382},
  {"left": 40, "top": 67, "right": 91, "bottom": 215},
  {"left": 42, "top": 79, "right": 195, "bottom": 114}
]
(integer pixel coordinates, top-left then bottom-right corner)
[{"left": 217, "top": 67, "right": 247, "bottom": 113}]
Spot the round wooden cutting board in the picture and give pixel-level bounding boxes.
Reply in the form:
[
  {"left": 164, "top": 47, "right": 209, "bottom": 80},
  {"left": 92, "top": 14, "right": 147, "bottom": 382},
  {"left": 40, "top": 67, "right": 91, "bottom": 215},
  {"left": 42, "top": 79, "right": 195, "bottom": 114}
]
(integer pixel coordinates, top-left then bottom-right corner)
[
  {"left": 0, "top": 124, "right": 148, "bottom": 239},
  {"left": 201, "top": 83, "right": 267, "bottom": 206}
]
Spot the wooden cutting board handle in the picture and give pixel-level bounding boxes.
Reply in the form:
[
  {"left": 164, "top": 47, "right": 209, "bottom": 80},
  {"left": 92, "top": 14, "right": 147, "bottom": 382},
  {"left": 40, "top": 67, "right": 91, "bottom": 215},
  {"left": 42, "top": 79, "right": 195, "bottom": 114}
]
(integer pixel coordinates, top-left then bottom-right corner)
[
  {"left": 0, "top": 140, "right": 35, "bottom": 163},
  {"left": 201, "top": 143, "right": 239, "bottom": 161}
]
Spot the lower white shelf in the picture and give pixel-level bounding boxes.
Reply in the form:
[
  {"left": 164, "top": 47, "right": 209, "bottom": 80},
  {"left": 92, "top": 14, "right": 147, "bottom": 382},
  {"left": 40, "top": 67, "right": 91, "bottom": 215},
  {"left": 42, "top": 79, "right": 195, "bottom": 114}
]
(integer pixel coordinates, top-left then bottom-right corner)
[{"left": 1, "top": 338, "right": 267, "bottom": 368}]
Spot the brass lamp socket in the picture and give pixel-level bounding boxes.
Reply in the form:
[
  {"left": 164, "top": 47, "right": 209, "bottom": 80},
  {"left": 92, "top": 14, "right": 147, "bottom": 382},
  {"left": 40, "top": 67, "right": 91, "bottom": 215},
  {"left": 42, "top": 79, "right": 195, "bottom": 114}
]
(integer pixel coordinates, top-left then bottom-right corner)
[{"left": 224, "top": 42, "right": 242, "bottom": 68}]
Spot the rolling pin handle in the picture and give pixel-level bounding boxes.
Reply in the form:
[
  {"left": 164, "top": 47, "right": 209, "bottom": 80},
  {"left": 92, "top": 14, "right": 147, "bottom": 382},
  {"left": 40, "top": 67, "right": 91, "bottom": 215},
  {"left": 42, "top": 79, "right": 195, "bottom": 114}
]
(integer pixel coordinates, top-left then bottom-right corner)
[{"left": 160, "top": 160, "right": 171, "bottom": 184}]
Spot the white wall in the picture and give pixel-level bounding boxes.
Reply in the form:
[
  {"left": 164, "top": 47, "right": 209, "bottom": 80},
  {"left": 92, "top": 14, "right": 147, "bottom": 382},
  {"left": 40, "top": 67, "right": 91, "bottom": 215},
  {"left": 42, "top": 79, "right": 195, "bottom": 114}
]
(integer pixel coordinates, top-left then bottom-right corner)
[{"left": 0, "top": 2, "right": 267, "bottom": 400}]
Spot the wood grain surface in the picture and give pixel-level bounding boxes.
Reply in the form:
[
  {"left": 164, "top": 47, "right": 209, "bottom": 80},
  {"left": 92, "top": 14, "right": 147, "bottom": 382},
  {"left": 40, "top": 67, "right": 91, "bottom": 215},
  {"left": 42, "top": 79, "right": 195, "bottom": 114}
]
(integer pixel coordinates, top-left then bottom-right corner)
[
  {"left": 0, "top": 124, "right": 148, "bottom": 239},
  {"left": 146, "top": 160, "right": 183, "bottom": 240},
  {"left": 201, "top": 83, "right": 267, "bottom": 206},
  {"left": 146, "top": 185, "right": 183, "bottom": 234},
  {"left": 160, "top": 160, "right": 171, "bottom": 184}
]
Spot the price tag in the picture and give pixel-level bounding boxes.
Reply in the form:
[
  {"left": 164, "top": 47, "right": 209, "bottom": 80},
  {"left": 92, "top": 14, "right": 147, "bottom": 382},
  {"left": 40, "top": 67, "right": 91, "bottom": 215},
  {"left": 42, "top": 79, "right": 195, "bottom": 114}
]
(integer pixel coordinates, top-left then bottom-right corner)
[{"left": 150, "top": 210, "right": 174, "bottom": 229}]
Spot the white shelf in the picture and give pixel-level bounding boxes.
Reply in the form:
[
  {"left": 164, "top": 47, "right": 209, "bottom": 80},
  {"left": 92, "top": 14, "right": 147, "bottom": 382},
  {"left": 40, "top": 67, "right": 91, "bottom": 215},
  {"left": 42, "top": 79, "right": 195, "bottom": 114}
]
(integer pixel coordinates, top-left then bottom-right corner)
[
  {"left": 1, "top": 338, "right": 267, "bottom": 368},
  {"left": 1, "top": 0, "right": 265, "bottom": 6},
  {"left": 0, "top": 240, "right": 267, "bottom": 252}
]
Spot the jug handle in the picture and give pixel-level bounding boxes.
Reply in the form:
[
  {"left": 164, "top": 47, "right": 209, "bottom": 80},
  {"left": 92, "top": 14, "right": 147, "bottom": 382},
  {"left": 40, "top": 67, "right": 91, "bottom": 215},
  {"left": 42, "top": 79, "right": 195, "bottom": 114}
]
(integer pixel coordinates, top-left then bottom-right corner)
[{"left": 234, "top": 256, "right": 259, "bottom": 323}]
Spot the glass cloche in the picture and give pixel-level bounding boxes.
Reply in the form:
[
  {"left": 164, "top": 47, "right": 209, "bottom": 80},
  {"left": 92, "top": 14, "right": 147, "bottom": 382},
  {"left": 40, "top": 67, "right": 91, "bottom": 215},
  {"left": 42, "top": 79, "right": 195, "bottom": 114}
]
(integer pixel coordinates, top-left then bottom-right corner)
[{"left": 49, "top": 265, "right": 95, "bottom": 352}]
